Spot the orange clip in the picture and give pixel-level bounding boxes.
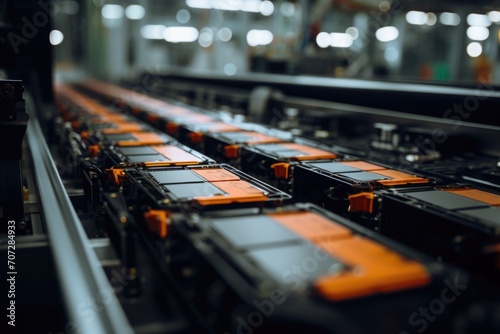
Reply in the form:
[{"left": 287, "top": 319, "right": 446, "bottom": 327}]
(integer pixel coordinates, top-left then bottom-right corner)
[
  {"left": 115, "top": 101, "right": 126, "bottom": 108},
  {"left": 188, "top": 131, "right": 203, "bottom": 144},
  {"left": 483, "top": 243, "right": 500, "bottom": 271},
  {"left": 147, "top": 114, "right": 160, "bottom": 123},
  {"left": 71, "top": 120, "right": 81, "bottom": 130},
  {"left": 80, "top": 131, "right": 89, "bottom": 141},
  {"left": 165, "top": 122, "right": 179, "bottom": 135},
  {"left": 144, "top": 210, "right": 169, "bottom": 238},
  {"left": 106, "top": 168, "right": 126, "bottom": 185},
  {"left": 23, "top": 186, "right": 29, "bottom": 201},
  {"left": 89, "top": 145, "right": 100, "bottom": 158},
  {"left": 348, "top": 192, "right": 374, "bottom": 213},
  {"left": 224, "top": 145, "right": 239, "bottom": 158},
  {"left": 130, "top": 107, "right": 141, "bottom": 115},
  {"left": 271, "top": 163, "right": 291, "bottom": 179}
]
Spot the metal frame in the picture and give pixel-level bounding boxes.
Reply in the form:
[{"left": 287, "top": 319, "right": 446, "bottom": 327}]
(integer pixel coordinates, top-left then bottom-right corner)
[{"left": 25, "top": 93, "right": 133, "bottom": 334}]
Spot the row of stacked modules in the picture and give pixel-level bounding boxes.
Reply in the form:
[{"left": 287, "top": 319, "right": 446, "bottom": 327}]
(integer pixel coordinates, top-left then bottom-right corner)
[{"left": 52, "top": 80, "right": 500, "bottom": 333}]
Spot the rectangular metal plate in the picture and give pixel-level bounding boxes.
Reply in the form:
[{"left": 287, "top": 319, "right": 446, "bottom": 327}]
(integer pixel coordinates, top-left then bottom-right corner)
[
  {"left": 211, "top": 215, "right": 300, "bottom": 249},
  {"left": 148, "top": 170, "right": 204, "bottom": 184},
  {"left": 405, "top": 190, "right": 487, "bottom": 210}
]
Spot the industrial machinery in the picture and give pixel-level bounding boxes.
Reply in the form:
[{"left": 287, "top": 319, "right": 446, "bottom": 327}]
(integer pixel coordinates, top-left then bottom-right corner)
[
  {"left": 5, "top": 77, "right": 496, "bottom": 334},
  {"left": 2, "top": 1, "right": 500, "bottom": 333}
]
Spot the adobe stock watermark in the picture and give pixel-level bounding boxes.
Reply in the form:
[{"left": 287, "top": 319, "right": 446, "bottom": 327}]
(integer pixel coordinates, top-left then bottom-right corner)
[
  {"left": 7, "top": 0, "right": 64, "bottom": 54},
  {"left": 342, "top": 0, "right": 404, "bottom": 63},
  {"left": 228, "top": 289, "right": 287, "bottom": 334},
  {"left": 127, "top": 65, "right": 164, "bottom": 98},
  {"left": 409, "top": 80, "right": 496, "bottom": 160},
  {"left": 441, "top": 81, "right": 495, "bottom": 131},
  {"left": 225, "top": 246, "right": 331, "bottom": 334},
  {"left": 390, "top": 80, "right": 495, "bottom": 173},
  {"left": 400, "top": 276, "right": 468, "bottom": 334},
  {"left": 109, "top": 65, "right": 164, "bottom": 109}
]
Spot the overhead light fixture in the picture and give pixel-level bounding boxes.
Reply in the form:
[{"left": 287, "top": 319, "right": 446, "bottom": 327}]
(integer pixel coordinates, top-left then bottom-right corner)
[
  {"left": 140, "top": 25, "right": 165, "bottom": 40},
  {"left": 125, "top": 5, "right": 145, "bottom": 20},
  {"left": 467, "top": 42, "right": 482, "bottom": 57},
  {"left": 406, "top": 11, "right": 426, "bottom": 25},
  {"left": 164, "top": 26, "right": 199, "bottom": 43},
  {"left": 467, "top": 26, "right": 490, "bottom": 41},
  {"left": 376, "top": 26, "right": 399, "bottom": 42},
  {"left": 247, "top": 29, "right": 273, "bottom": 46},
  {"left": 101, "top": 4, "right": 124, "bottom": 20},
  {"left": 330, "top": 33, "right": 353, "bottom": 48},
  {"left": 467, "top": 13, "right": 491, "bottom": 27},
  {"left": 439, "top": 12, "right": 460, "bottom": 26}
]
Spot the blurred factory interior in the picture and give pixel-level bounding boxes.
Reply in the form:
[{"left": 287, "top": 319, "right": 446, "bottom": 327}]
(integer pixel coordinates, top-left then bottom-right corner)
[{"left": 53, "top": 0, "right": 500, "bottom": 83}]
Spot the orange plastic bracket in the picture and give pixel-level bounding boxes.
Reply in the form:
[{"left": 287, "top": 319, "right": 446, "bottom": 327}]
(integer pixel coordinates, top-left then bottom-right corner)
[
  {"left": 144, "top": 210, "right": 169, "bottom": 238},
  {"left": 188, "top": 131, "right": 203, "bottom": 144},
  {"left": 80, "top": 131, "right": 89, "bottom": 141},
  {"left": 271, "top": 163, "right": 291, "bottom": 179},
  {"left": 224, "top": 145, "right": 240, "bottom": 158},
  {"left": 165, "top": 122, "right": 179, "bottom": 135},
  {"left": 147, "top": 114, "right": 160, "bottom": 123},
  {"left": 106, "top": 168, "right": 126, "bottom": 185},
  {"left": 90, "top": 145, "right": 100, "bottom": 158},
  {"left": 348, "top": 192, "right": 374, "bottom": 213},
  {"left": 71, "top": 120, "right": 81, "bottom": 130}
]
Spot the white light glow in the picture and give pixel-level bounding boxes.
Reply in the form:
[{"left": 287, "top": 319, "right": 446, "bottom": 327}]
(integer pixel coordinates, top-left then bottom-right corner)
[
  {"left": 49, "top": 30, "right": 64, "bottom": 45},
  {"left": 242, "top": 0, "right": 261, "bottom": 12},
  {"left": 467, "top": 26, "right": 490, "bottom": 41},
  {"left": 406, "top": 11, "right": 426, "bottom": 25},
  {"left": 330, "top": 33, "right": 353, "bottom": 48},
  {"left": 198, "top": 27, "right": 214, "bottom": 47},
  {"left": 426, "top": 13, "right": 437, "bottom": 26},
  {"left": 218, "top": 27, "right": 232, "bottom": 41},
  {"left": 224, "top": 63, "right": 237, "bottom": 75},
  {"left": 280, "top": 2, "right": 295, "bottom": 17},
  {"left": 379, "top": 1, "right": 390, "bottom": 12},
  {"left": 186, "top": 0, "right": 212, "bottom": 9},
  {"left": 467, "top": 13, "right": 491, "bottom": 27},
  {"left": 346, "top": 27, "right": 359, "bottom": 40},
  {"left": 375, "top": 26, "right": 399, "bottom": 42},
  {"left": 125, "top": 5, "right": 145, "bottom": 20},
  {"left": 384, "top": 47, "right": 399, "bottom": 63},
  {"left": 260, "top": 1, "right": 274, "bottom": 16},
  {"left": 102, "top": 4, "right": 124, "bottom": 19},
  {"left": 215, "top": 0, "right": 242, "bottom": 11},
  {"left": 316, "top": 32, "right": 330, "bottom": 48},
  {"left": 467, "top": 42, "right": 482, "bottom": 57},
  {"left": 246, "top": 29, "right": 273, "bottom": 46},
  {"left": 440, "top": 12, "right": 460, "bottom": 26},
  {"left": 176, "top": 9, "right": 191, "bottom": 23},
  {"left": 488, "top": 11, "right": 500, "bottom": 23},
  {"left": 140, "top": 25, "right": 165, "bottom": 39},
  {"left": 164, "top": 26, "right": 199, "bottom": 43},
  {"left": 186, "top": 0, "right": 273, "bottom": 15}
]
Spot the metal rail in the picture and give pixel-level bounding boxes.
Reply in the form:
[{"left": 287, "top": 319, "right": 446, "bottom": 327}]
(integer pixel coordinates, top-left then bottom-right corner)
[
  {"left": 159, "top": 68, "right": 500, "bottom": 98},
  {"left": 25, "top": 93, "right": 134, "bottom": 334}
]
